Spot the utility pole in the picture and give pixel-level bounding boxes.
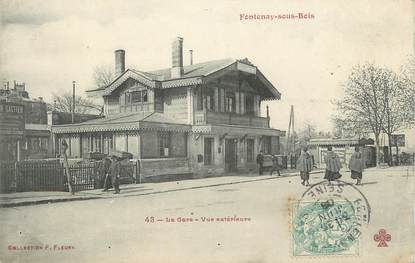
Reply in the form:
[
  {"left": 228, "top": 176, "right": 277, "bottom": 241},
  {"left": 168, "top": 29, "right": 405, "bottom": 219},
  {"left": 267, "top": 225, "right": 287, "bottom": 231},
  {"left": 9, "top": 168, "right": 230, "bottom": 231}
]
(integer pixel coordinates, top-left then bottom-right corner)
[
  {"left": 72, "top": 81, "right": 76, "bottom": 123},
  {"left": 286, "top": 105, "right": 295, "bottom": 154}
]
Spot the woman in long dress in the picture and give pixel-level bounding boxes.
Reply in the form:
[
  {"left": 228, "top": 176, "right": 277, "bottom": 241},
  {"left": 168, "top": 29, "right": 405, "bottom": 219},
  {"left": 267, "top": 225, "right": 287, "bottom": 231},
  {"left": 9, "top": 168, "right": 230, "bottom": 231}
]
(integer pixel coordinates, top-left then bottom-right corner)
[
  {"left": 323, "top": 146, "right": 342, "bottom": 185},
  {"left": 297, "top": 147, "right": 313, "bottom": 186},
  {"left": 349, "top": 146, "right": 364, "bottom": 185}
]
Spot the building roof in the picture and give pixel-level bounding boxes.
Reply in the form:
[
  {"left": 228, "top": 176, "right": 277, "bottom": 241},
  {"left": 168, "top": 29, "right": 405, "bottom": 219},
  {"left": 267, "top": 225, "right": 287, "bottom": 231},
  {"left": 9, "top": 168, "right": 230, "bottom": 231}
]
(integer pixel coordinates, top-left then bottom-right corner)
[
  {"left": 147, "top": 58, "right": 235, "bottom": 81},
  {"left": 86, "top": 58, "right": 281, "bottom": 100},
  {"left": 192, "top": 124, "right": 285, "bottom": 137},
  {"left": 52, "top": 112, "right": 191, "bottom": 134},
  {"left": 309, "top": 138, "right": 374, "bottom": 146}
]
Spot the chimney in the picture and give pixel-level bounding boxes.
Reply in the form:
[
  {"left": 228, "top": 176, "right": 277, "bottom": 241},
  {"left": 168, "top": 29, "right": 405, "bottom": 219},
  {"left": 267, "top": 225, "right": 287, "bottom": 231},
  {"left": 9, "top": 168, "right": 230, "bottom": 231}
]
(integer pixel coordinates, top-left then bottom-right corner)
[
  {"left": 115, "top": 49, "right": 126, "bottom": 76},
  {"left": 171, "top": 37, "right": 184, "bottom": 78},
  {"left": 189, "top": 50, "right": 193, "bottom": 65}
]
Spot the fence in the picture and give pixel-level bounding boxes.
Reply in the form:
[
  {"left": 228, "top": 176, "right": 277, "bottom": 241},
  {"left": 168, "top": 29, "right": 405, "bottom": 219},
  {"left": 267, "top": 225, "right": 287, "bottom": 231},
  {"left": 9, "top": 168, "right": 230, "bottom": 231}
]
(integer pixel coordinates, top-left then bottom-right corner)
[{"left": 0, "top": 159, "right": 138, "bottom": 193}]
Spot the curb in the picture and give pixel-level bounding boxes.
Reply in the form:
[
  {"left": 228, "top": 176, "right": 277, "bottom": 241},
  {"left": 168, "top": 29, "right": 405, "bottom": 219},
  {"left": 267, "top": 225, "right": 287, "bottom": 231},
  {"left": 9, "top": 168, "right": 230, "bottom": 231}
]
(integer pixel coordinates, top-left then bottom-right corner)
[
  {"left": 0, "top": 170, "right": 324, "bottom": 208},
  {"left": 0, "top": 196, "right": 100, "bottom": 208}
]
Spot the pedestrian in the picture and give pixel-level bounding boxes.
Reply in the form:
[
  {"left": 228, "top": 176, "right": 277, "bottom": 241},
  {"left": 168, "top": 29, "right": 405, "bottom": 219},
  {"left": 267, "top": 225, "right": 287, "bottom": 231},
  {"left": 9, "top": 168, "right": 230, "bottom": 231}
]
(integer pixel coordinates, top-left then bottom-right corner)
[
  {"left": 102, "top": 156, "right": 112, "bottom": 192},
  {"left": 110, "top": 155, "right": 121, "bottom": 194},
  {"left": 349, "top": 146, "right": 364, "bottom": 185},
  {"left": 297, "top": 147, "right": 313, "bottom": 186},
  {"left": 270, "top": 154, "right": 281, "bottom": 176},
  {"left": 323, "top": 146, "right": 342, "bottom": 185},
  {"left": 256, "top": 150, "right": 264, "bottom": 175}
]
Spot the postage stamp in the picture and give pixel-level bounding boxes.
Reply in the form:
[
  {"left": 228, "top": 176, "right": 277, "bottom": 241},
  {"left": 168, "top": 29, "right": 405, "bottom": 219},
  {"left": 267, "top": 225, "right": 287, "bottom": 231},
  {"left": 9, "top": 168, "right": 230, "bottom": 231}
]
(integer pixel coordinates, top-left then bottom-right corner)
[{"left": 291, "top": 180, "right": 371, "bottom": 257}]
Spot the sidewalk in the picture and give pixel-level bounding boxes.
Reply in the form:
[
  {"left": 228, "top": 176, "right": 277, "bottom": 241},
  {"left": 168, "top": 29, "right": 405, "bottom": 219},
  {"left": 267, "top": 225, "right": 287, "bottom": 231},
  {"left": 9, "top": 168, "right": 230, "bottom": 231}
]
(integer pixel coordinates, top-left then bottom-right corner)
[{"left": 0, "top": 169, "right": 324, "bottom": 208}]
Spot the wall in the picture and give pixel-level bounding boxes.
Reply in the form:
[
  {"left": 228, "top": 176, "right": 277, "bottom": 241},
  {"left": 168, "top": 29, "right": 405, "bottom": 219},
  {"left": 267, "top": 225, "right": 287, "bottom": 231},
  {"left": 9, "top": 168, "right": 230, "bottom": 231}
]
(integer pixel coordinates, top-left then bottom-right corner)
[
  {"left": 191, "top": 134, "right": 225, "bottom": 177},
  {"left": 171, "top": 133, "right": 187, "bottom": 157},
  {"left": 0, "top": 102, "right": 24, "bottom": 161},
  {"left": 105, "top": 96, "right": 119, "bottom": 115},
  {"left": 141, "top": 131, "right": 159, "bottom": 158},
  {"left": 139, "top": 158, "right": 191, "bottom": 179},
  {"left": 114, "top": 133, "right": 127, "bottom": 152},
  {"left": 127, "top": 133, "right": 140, "bottom": 157},
  {"left": 23, "top": 100, "right": 48, "bottom": 124},
  {"left": 163, "top": 87, "right": 188, "bottom": 122}
]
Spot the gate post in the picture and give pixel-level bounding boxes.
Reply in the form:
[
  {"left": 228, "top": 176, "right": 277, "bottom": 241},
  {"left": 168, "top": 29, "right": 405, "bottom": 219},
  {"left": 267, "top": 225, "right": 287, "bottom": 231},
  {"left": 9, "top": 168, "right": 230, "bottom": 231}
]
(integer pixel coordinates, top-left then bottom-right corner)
[
  {"left": 137, "top": 160, "right": 141, "bottom": 184},
  {"left": 14, "top": 162, "right": 18, "bottom": 192}
]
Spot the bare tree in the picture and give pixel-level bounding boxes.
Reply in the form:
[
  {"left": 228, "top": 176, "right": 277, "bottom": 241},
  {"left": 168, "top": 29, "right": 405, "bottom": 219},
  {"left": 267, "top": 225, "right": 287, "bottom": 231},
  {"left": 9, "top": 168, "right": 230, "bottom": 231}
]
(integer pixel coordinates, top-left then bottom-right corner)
[
  {"left": 93, "top": 65, "right": 114, "bottom": 90},
  {"left": 334, "top": 63, "right": 389, "bottom": 167},
  {"left": 297, "top": 122, "right": 317, "bottom": 146},
  {"left": 332, "top": 115, "right": 369, "bottom": 139},
  {"left": 380, "top": 69, "right": 414, "bottom": 165},
  {"left": 49, "top": 92, "right": 103, "bottom": 115},
  {"left": 400, "top": 56, "right": 415, "bottom": 123}
]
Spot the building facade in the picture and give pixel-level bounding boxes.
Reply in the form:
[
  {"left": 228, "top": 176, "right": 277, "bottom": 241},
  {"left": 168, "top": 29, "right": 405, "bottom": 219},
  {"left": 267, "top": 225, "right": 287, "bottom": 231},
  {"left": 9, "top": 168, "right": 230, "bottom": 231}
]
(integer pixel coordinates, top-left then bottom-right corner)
[
  {"left": 308, "top": 138, "right": 376, "bottom": 169},
  {"left": 0, "top": 84, "right": 50, "bottom": 161},
  {"left": 52, "top": 37, "right": 285, "bottom": 179}
]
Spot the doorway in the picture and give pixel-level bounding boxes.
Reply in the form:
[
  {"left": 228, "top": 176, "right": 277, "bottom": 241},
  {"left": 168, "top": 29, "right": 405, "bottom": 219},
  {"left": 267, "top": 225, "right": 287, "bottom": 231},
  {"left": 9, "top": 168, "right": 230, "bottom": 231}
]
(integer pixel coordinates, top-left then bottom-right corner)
[{"left": 225, "top": 139, "right": 237, "bottom": 172}]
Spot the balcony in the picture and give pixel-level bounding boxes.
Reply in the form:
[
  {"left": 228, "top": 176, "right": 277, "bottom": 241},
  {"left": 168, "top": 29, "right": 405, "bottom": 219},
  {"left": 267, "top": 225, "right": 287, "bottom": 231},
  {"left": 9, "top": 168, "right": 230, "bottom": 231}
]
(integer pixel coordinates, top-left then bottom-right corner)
[{"left": 194, "top": 110, "right": 269, "bottom": 128}]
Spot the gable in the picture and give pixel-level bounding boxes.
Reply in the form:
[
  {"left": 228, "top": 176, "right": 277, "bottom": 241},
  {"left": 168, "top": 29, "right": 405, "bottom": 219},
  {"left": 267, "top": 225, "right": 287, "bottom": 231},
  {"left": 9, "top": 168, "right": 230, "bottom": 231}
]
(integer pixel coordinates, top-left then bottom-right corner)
[
  {"left": 241, "top": 80, "right": 256, "bottom": 93},
  {"left": 103, "top": 70, "right": 158, "bottom": 96},
  {"left": 203, "top": 61, "right": 281, "bottom": 100}
]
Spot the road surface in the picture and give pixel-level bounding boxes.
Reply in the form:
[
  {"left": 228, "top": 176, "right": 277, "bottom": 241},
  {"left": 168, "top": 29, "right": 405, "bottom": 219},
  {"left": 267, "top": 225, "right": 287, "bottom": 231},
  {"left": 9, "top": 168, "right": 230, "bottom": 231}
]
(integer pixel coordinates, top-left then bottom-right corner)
[{"left": 0, "top": 166, "right": 413, "bottom": 263}]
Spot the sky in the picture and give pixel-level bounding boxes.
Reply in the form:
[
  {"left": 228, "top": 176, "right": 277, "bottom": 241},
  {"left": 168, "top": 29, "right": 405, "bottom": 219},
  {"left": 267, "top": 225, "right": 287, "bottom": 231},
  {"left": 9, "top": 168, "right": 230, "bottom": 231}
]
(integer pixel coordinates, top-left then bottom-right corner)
[{"left": 0, "top": 0, "right": 413, "bottom": 132}]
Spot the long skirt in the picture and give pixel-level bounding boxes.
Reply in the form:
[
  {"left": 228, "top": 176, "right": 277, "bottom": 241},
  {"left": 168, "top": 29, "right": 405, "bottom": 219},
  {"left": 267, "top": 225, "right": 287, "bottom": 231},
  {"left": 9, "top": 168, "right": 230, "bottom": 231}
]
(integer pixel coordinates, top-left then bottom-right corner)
[
  {"left": 324, "top": 170, "right": 342, "bottom": 181},
  {"left": 300, "top": 171, "right": 310, "bottom": 180},
  {"left": 350, "top": 170, "right": 362, "bottom": 179}
]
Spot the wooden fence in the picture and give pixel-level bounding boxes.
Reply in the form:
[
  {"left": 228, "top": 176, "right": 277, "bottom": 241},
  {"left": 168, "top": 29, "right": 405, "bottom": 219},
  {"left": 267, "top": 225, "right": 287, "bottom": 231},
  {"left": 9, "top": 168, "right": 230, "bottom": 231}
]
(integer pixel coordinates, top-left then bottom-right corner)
[{"left": 0, "top": 159, "right": 137, "bottom": 193}]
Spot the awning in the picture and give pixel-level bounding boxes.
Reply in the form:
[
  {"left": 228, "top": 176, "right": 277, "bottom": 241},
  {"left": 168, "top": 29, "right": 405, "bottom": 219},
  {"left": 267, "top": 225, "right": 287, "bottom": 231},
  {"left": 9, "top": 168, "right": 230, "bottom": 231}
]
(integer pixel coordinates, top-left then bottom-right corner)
[
  {"left": 52, "top": 112, "right": 191, "bottom": 134},
  {"left": 192, "top": 124, "right": 285, "bottom": 137}
]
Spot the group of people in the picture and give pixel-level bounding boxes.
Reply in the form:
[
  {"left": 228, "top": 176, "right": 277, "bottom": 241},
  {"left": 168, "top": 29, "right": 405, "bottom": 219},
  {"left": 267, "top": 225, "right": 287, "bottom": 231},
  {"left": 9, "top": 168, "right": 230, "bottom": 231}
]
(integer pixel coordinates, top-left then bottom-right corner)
[
  {"left": 102, "top": 155, "right": 122, "bottom": 194},
  {"left": 297, "top": 145, "right": 365, "bottom": 186},
  {"left": 256, "top": 151, "right": 281, "bottom": 176},
  {"left": 256, "top": 146, "right": 365, "bottom": 186}
]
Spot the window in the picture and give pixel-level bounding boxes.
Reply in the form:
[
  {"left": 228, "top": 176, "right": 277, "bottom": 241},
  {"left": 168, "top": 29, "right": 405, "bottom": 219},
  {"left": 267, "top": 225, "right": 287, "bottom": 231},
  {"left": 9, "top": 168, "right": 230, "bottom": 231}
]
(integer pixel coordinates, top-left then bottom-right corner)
[
  {"left": 225, "top": 92, "right": 235, "bottom": 113},
  {"left": 131, "top": 91, "right": 141, "bottom": 103},
  {"left": 245, "top": 95, "right": 254, "bottom": 116},
  {"left": 142, "top": 91, "right": 148, "bottom": 102},
  {"left": 129, "top": 90, "right": 148, "bottom": 104},
  {"left": 102, "top": 134, "right": 113, "bottom": 154},
  {"left": 196, "top": 88, "right": 214, "bottom": 111},
  {"left": 204, "top": 138, "right": 214, "bottom": 165},
  {"left": 247, "top": 139, "right": 255, "bottom": 162},
  {"left": 204, "top": 89, "right": 214, "bottom": 111},
  {"left": 261, "top": 136, "right": 272, "bottom": 154},
  {"left": 158, "top": 132, "right": 171, "bottom": 157}
]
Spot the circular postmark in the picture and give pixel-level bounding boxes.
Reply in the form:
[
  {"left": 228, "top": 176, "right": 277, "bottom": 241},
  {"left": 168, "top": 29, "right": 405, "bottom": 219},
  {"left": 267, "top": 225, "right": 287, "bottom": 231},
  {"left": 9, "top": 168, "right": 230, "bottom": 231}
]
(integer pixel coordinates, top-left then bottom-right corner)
[{"left": 292, "top": 180, "right": 371, "bottom": 256}]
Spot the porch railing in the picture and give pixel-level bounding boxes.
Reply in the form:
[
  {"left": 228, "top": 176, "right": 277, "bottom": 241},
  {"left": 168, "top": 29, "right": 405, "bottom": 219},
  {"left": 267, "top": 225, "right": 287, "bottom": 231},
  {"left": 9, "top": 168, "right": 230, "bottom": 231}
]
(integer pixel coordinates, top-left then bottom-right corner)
[{"left": 194, "top": 110, "right": 269, "bottom": 128}]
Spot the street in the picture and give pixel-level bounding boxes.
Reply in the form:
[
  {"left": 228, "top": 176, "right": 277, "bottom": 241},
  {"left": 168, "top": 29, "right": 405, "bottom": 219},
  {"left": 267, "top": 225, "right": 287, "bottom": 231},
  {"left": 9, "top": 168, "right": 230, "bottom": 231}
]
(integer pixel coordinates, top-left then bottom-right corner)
[{"left": 0, "top": 166, "right": 414, "bottom": 263}]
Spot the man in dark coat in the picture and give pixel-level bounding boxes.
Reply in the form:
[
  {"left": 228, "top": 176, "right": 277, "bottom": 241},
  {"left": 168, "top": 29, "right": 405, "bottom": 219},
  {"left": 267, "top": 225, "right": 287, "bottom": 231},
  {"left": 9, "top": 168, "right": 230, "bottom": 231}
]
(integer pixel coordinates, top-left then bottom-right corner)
[
  {"left": 110, "top": 156, "right": 121, "bottom": 194},
  {"left": 256, "top": 151, "right": 264, "bottom": 175},
  {"left": 297, "top": 147, "right": 313, "bottom": 186},
  {"left": 349, "top": 146, "right": 364, "bottom": 185},
  {"left": 323, "top": 146, "right": 342, "bottom": 185},
  {"left": 102, "top": 157, "right": 113, "bottom": 191},
  {"left": 270, "top": 154, "right": 281, "bottom": 176}
]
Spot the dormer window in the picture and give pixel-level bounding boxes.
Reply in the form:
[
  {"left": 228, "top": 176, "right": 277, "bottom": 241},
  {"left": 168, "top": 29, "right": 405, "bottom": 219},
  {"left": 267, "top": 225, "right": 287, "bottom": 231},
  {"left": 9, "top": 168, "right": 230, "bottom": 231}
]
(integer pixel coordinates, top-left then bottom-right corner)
[{"left": 126, "top": 90, "right": 148, "bottom": 104}]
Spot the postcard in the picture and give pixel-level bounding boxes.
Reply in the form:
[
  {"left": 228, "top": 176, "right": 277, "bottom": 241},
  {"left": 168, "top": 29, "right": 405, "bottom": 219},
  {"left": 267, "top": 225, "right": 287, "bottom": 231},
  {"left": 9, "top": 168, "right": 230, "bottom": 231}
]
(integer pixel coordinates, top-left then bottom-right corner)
[{"left": 0, "top": 0, "right": 414, "bottom": 262}]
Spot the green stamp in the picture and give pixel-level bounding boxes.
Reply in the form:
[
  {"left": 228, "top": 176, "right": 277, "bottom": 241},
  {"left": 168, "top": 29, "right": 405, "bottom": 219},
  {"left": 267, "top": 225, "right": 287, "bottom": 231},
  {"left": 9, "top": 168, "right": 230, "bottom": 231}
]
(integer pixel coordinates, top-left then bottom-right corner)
[{"left": 292, "top": 199, "right": 362, "bottom": 256}]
